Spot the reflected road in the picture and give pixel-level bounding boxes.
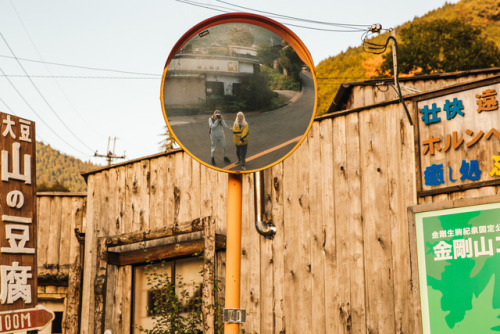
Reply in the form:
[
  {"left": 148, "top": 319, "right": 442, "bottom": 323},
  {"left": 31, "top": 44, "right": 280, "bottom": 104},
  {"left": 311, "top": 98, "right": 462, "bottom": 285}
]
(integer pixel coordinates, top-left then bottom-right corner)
[{"left": 169, "top": 70, "right": 315, "bottom": 172}]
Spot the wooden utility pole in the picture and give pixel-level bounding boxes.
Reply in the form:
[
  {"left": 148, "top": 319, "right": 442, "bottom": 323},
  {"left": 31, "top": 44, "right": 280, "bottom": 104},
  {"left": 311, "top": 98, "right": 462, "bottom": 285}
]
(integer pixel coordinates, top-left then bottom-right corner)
[{"left": 94, "top": 137, "right": 125, "bottom": 166}]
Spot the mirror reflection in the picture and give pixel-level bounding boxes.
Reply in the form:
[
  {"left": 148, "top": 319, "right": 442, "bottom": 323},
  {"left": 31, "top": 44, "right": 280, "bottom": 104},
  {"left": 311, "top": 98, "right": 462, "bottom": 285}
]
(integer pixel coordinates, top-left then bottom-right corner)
[{"left": 163, "top": 21, "right": 315, "bottom": 172}]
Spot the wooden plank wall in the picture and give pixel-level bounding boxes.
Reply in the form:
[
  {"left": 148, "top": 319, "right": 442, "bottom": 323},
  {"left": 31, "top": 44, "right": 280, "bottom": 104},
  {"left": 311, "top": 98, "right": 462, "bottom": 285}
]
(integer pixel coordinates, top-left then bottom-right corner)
[
  {"left": 236, "top": 102, "right": 419, "bottom": 334},
  {"left": 80, "top": 99, "right": 425, "bottom": 333},
  {"left": 347, "top": 73, "right": 497, "bottom": 110},
  {"left": 36, "top": 193, "right": 86, "bottom": 334},
  {"left": 80, "top": 153, "right": 228, "bottom": 334},
  {"left": 419, "top": 185, "right": 500, "bottom": 205}
]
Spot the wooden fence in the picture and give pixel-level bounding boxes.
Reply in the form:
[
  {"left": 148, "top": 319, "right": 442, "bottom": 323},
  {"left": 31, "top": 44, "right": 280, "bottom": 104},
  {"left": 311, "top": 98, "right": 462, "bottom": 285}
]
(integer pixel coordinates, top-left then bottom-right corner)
[
  {"left": 78, "top": 101, "right": 417, "bottom": 333},
  {"left": 37, "top": 192, "right": 86, "bottom": 334},
  {"left": 78, "top": 79, "right": 500, "bottom": 333}
]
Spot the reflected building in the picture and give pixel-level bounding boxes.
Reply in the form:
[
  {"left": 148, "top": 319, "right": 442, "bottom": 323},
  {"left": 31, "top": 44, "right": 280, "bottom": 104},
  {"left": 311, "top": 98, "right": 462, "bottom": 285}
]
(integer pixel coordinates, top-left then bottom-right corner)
[{"left": 163, "top": 45, "right": 260, "bottom": 111}]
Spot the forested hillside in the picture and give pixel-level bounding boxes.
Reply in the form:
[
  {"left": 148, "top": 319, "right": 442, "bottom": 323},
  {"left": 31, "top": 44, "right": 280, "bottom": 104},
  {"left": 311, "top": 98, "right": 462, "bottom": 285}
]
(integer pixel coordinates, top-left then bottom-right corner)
[
  {"left": 315, "top": 0, "right": 500, "bottom": 115},
  {"left": 36, "top": 141, "right": 99, "bottom": 192}
]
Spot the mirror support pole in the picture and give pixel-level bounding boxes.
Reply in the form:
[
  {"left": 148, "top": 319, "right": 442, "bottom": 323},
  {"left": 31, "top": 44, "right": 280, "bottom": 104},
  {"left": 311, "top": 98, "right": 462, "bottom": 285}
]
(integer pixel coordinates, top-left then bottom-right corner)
[{"left": 224, "top": 173, "right": 243, "bottom": 333}]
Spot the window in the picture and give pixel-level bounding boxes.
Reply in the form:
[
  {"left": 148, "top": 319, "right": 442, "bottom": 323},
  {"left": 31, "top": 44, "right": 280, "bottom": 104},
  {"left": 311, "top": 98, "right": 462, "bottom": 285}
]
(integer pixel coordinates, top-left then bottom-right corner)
[
  {"left": 133, "top": 257, "right": 203, "bottom": 333},
  {"left": 206, "top": 81, "right": 224, "bottom": 97},
  {"left": 232, "top": 82, "right": 241, "bottom": 96}
]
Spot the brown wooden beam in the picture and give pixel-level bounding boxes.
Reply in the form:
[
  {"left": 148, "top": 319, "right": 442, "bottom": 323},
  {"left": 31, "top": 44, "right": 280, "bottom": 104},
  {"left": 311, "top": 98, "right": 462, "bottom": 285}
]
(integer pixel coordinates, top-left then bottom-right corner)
[
  {"left": 107, "top": 235, "right": 226, "bottom": 266},
  {"left": 104, "top": 217, "right": 210, "bottom": 247},
  {"left": 418, "top": 179, "right": 500, "bottom": 197},
  {"left": 38, "top": 275, "right": 69, "bottom": 286},
  {"left": 108, "top": 239, "right": 204, "bottom": 266}
]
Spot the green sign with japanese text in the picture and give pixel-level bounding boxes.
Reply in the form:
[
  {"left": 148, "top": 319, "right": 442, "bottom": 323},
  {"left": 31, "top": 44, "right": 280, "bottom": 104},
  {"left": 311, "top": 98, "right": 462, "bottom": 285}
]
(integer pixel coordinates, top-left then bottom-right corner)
[{"left": 416, "top": 202, "right": 500, "bottom": 333}]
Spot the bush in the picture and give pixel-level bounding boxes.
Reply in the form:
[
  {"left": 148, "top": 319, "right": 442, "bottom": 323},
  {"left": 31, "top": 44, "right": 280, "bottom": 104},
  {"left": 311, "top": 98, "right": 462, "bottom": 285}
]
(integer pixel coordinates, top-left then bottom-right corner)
[
  {"left": 261, "top": 66, "right": 301, "bottom": 91},
  {"left": 37, "top": 180, "right": 70, "bottom": 192},
  {"left": 136, "top": 255, "right": 224, "bottom": 334},
  {"left": 136, "top": 263, "right": 202, "bottom": 334}
]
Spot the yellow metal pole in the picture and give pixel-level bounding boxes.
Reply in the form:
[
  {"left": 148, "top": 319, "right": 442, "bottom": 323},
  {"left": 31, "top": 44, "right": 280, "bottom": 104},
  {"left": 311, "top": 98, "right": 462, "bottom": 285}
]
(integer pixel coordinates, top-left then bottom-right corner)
[{"left": 224, "top": 173, "right": 243, "bottom": 334}]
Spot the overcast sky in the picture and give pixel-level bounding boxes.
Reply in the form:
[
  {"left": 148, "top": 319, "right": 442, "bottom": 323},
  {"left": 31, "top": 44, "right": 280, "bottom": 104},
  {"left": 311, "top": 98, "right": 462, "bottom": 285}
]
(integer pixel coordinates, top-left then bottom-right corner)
[{"left": 0, "top": 0, "right": 460, "bottom": 164}]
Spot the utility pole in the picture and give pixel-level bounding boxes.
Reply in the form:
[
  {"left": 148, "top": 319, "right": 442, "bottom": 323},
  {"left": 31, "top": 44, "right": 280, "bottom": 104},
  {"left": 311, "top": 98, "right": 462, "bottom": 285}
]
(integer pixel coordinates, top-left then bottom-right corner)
[
  {"left": 388, "top": 28, "right": 413, "bottom": 126},
  {"left": 366, "top": 24, "right": 413, "bottom": 126},
  {"left": 391, "top": 29, "right": 399, "bottom": 97},
  {"left": 94, "top": 137, "right": 126, "bottom": 166}
]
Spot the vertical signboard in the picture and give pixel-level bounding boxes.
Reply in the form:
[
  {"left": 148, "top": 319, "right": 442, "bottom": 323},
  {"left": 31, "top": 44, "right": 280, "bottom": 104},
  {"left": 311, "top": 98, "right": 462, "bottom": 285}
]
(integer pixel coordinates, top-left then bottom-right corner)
[
  {"left": 0, "top": 112, "right": 36, "bottom": 312},
  {"left": 416, "top": 78, "right": 500, "bottom": 196},
  {"left": 415, "top": 202, "right": 500, "bottom": 333}
]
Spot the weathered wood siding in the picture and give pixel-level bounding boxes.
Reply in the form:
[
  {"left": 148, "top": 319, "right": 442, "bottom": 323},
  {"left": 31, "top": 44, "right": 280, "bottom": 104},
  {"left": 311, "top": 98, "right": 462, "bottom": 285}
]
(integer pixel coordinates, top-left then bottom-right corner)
[
  {"left": 80, "top": 154, "right": 228, "bottom": 334},
  {"left": 37, "top": 193, "right": 86, "bottom": 334},
  {"left": 80, "top": 96, "right": 427, "bottom": 333},
  {"left": 238, "top": 103, "right": 419, "bottom": 334},
  {"left": 419, "top": 185, "right": 500, "bottom": 205},
  {"left": 345, "top": 72, "right": 500, "bottom": 110}
]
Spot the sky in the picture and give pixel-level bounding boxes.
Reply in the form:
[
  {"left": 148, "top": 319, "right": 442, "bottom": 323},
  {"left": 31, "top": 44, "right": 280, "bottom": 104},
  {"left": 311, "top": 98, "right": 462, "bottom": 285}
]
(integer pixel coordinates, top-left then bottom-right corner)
[{"left": 0, "top": 0, "right": 460, "bottom": 165}]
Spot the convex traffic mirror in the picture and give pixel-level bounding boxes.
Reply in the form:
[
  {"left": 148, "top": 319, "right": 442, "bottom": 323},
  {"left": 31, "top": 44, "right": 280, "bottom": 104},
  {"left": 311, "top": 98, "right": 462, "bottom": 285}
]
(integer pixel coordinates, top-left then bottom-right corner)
[{"left": 161, "top": 13, "right": 317, "bottom": 173}]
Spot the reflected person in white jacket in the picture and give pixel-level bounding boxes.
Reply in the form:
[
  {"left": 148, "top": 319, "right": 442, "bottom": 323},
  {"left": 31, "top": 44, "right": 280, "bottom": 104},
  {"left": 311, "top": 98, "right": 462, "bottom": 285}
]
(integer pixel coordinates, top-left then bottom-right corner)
[{"left": 208, "top": 110, "right": 231, "bottom": 166}]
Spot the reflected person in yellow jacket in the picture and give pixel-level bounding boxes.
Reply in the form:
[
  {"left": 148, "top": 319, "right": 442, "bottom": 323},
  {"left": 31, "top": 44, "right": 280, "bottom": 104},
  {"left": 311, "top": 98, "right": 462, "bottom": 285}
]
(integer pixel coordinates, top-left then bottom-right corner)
[{"left": 232, "top": 111, "right": 249, "bottom": 171}]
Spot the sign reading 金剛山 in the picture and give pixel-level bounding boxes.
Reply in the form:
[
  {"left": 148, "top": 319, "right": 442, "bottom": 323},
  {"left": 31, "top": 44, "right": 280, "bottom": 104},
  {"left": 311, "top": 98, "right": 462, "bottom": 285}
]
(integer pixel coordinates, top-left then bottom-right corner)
[
  {"left": 417, "top": 79, "right": 500, "bottom": 194},
  {"left": 415, "top": 202, "right": 500, "bottom": 333},
  {"left": 0, "top": 113, "right": 36, "bottom": 311}
]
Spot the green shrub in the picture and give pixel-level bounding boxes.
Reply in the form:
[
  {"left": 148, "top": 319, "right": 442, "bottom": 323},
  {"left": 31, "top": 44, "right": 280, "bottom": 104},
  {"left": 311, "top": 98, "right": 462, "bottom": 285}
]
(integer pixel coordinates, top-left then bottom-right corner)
[{"left": 260, "top": 66, "right": 301, "bottom": 91}]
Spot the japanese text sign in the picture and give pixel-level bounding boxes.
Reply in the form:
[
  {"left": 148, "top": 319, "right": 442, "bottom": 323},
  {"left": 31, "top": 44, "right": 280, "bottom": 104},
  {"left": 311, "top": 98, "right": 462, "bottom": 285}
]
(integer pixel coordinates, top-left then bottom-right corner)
[
  {"left": 417, "top": 80, "right": 500, "bottom": 194},
  {"left": 0, "top": 113, "right": 36, "bottom": 311},
  {"left": 415, "top": 202, "right": 500, "bottom": 333}
]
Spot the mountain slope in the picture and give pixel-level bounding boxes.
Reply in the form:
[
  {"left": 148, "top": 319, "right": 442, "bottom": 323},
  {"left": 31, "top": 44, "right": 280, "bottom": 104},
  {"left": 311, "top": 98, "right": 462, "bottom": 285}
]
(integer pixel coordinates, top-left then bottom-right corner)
[
  {"left": 36, "top": 141, "right": 99, "bottom": 192},
  {"left": 315, "top": 0, "right": 500, "bottom": 115}
]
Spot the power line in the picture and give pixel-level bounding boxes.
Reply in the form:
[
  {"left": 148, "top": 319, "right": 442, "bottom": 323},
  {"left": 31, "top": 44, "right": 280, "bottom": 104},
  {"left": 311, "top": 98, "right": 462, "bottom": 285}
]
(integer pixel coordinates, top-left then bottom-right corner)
[
  {"left": 0, "top": 32, "right": 95, "bottom": 154},
  {"left": 360, "top": 26, "right": 413, "bottom": 126},
  {"left": 175, "top": 0, "right": 229, "bottom": 14},
  {"left": 316, "top": 81, "right": 360, "bottom": 84},
  {"left": 0, "top": 94, "right": 18, "bottom": 116},
  {"left": 361, "top": 28, "right": 392, "bottom": 54},
  {"left": 0, "top": 63, "right": 90, "bottom": 156},
  {"left": 216, "top": 0, "right": 371, "bottom": 29},
  {"left": 176, "top": 0, "right": 369, "bottom": 32},
  {"left": 273, "top": 20, "right": 367, "bottom": 33},
  {"left": 317, "top": 77, "right": 366, "bottom": 80},
  {"left": 8, "top": 0, "right": 110, "bottom": 141},
  {"left": 0, "top": 74, "right": 160, "bottom": 79},
  {"left": 0, "top": 54, "right": 161, "bottom": 77}
]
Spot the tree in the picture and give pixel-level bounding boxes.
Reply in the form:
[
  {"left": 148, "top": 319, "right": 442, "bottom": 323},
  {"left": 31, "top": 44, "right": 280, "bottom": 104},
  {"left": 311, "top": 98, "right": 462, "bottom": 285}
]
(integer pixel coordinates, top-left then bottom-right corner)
[
  {"left": 160, "top": 125, "right": 177, "bottom": 152},
  {"left": 278, "top": 41, "right": 304, "bottom": 83},
  {"left": 234, "top": 72, "right": 277, "bottom": 111},
  {"left": 37, "top": 180, "right": 70, "bottom": 192},
  {"left": 257, "top": 43, "right": 280, "bottom": 68},
  {"left": 228, "top": 27, "right": 254, "bottom": 46},
  {"left": 380, "top": 19, "right": 500, "bottom": 75}
]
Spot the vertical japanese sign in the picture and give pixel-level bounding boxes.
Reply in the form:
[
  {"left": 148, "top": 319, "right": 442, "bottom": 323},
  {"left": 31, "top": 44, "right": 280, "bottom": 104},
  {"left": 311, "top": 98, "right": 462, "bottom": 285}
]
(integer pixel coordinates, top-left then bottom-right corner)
[
  {"left": 0, "top": 113, "right": 36, "bottom": 311},
  {"left": 415, "top": 202, "right": 500, "bottom": 333},
  {"left": 417, "top": 79, "right": 500, "bottom": 194}
]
